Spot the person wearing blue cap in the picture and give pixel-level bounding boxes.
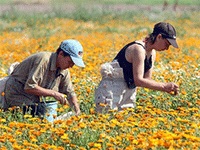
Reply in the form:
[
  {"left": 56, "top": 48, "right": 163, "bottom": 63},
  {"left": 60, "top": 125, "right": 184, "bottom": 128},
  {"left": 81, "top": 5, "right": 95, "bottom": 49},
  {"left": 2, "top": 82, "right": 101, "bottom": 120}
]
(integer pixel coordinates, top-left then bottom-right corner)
[{"left": 3, "top": 39, "right": 85, "bottom": 118}]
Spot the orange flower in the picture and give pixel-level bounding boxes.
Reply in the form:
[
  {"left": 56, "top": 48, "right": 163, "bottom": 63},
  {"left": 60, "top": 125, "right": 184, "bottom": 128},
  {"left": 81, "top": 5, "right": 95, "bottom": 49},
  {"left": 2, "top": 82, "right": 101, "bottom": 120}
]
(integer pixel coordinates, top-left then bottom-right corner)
[{"left": 1, "top": 92, "right": 5, "bottom": 96}]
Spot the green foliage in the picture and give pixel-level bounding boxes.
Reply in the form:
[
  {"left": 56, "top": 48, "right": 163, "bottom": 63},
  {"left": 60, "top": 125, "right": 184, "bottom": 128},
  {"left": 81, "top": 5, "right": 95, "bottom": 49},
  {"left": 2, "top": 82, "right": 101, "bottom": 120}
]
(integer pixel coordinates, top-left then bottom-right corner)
[
  {"left": 2, "top": 0, "right": 200, "bottom": 5},
  {"left": 0, "top": 0, "right": 200, "bottom": 31}
]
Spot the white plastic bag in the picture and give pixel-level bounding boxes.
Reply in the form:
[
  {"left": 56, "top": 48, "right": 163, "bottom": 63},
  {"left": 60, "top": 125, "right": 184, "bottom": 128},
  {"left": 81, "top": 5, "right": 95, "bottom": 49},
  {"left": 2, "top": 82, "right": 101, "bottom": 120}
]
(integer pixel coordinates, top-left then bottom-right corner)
[
  {"left": 95, "top": 61, "right": 137, "bottom": 113},
  {"left": 54, "top": 111, "right": 75, "bottom": 121},
  {"left": 100, "top": 61, "right": 123, "bottom": 79},
  {"left": 0, "top": 62, "right": 19, "bottom": 107}
]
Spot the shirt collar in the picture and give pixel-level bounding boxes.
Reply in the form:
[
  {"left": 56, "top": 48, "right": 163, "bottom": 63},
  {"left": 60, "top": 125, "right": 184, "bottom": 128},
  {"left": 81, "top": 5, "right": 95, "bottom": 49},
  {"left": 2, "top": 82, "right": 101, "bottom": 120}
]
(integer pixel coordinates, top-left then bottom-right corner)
[{"left": 50, "top": 53, "right": 66, "bottom": 77}]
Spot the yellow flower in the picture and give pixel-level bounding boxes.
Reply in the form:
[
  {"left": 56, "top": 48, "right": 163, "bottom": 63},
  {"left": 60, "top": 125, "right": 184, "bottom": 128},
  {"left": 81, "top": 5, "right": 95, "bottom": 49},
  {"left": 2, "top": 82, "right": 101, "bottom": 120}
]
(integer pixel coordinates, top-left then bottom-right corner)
[
  {"left": 0, "top": 119, "right": 6, "bottom": 123},
  {"left": 106, "top": 143, "right": 114, "bottom": 147},
  {"left": 99, "top": 103, "right": 108, "bottom": 107},
  {"left": 24, "top": 114, "right": 32, "bottom": 118},
  {"left": 12, "top": 143, "right": 22, "bottom": 150},
  {"left": 93, "top": 143, "right": 102, "bottom": 149},
  {"left": 78, "top": 122, "right": 86, "bottom": 128},
  {"left": 61, "top": 133, "right": 68, "bottom": 140}
]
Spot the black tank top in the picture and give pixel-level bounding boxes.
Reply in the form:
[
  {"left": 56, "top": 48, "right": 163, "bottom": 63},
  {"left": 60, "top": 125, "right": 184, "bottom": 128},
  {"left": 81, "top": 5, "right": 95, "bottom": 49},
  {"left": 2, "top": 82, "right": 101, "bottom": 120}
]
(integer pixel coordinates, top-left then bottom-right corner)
[{"left": 113, "top": 41, "right": 152, "bottom": 89}]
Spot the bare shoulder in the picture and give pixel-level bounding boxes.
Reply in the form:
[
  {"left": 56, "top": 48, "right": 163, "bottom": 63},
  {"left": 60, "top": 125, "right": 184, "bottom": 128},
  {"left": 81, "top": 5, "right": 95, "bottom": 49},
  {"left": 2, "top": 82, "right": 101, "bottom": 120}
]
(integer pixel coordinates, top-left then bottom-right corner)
[
  {"left": 125, "top": 41, "right": 146, "bottom": 62},
  {"left": 127, "top": 40, "right": 145, "bottom": 53}
]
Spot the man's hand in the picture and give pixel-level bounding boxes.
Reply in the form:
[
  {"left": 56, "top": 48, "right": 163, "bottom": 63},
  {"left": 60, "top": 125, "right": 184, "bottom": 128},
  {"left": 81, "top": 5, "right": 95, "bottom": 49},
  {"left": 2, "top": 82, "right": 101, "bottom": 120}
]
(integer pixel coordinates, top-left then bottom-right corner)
[{"left": 53, "top": 92, "right": 67, "bottom": 104}]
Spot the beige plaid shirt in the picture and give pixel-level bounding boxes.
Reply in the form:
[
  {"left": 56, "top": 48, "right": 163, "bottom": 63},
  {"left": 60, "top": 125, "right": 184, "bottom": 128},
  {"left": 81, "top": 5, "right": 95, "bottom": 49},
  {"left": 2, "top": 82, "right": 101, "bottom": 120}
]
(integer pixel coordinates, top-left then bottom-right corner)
[{"left": 4, "top": 52, "right": 76, "bottom": 108}]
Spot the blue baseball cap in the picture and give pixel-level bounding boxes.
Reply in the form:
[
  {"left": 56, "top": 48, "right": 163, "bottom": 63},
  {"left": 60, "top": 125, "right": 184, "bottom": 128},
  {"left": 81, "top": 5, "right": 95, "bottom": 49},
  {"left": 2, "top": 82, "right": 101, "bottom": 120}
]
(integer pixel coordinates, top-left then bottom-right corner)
[{"left": 59, "top": 39, "right": 85, "bottom": 67}]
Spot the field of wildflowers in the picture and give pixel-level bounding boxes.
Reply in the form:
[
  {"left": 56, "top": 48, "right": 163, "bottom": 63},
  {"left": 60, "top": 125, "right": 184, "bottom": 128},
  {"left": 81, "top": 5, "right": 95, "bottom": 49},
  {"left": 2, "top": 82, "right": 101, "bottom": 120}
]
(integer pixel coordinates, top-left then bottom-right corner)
[{"left": 0, "top": 1, "right": 200, "bottom": 149}]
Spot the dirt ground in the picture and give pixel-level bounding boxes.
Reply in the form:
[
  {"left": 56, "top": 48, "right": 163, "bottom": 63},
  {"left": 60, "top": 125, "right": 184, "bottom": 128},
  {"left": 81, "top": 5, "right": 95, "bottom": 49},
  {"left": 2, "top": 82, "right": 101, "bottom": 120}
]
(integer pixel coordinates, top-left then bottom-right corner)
[{"left": 0, "top": 1, "right": 199, "bottom": 14}]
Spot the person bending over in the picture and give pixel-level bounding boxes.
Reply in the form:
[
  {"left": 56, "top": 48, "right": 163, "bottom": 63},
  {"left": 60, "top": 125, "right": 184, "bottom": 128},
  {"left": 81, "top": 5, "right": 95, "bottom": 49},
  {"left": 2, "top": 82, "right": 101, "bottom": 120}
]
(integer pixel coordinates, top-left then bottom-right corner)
[
  {"left": 3, "top": 39, "right": 85, "bottom": 116},
  {"left": 95, "top": 22, "right": 179, "bottom": 112}
]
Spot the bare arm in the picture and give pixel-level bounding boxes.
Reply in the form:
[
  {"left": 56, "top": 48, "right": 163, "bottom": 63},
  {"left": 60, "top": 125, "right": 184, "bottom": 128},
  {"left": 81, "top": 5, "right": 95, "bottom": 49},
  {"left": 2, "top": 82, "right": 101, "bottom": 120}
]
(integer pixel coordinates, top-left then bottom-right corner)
[
  {"left": 126, "top": 45, "right": 179, "bottom": 95},
  {"left": 67, "top": 96, "right": 81, "bottom": 115},
  {"left": 25, "top": 85, "right": 81, "bottom": 115},
  {"left": 25, "top": 85, "right": 67, "bottom": 104}
]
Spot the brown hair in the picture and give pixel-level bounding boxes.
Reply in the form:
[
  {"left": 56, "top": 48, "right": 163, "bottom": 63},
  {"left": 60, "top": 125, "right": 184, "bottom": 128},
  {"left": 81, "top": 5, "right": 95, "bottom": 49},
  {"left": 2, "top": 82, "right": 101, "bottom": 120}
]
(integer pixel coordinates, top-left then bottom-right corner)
[
  {"left": 56, "top": 47, "right": 70, "bottom": 57},
  {"left": 144, "top": 32, "right": 158, "bottom": 45}
]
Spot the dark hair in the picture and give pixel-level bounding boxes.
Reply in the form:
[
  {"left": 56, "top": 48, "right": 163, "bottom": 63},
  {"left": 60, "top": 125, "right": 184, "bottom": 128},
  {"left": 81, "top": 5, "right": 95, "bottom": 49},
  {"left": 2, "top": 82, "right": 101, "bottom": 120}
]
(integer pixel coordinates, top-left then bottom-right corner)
[
  {"left": 56, "top": 47, "right": 70, "bottom": 57},
  {"left": 145, "top": 32, "right": 158, "bottom": 44}
]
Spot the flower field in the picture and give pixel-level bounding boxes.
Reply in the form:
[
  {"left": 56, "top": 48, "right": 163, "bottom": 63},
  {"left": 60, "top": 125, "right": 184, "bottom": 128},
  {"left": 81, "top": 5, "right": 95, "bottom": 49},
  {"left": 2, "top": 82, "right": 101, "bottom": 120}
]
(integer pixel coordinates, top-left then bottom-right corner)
[{"left": 0, "top": 2, "right": 200, "bottom": 150}]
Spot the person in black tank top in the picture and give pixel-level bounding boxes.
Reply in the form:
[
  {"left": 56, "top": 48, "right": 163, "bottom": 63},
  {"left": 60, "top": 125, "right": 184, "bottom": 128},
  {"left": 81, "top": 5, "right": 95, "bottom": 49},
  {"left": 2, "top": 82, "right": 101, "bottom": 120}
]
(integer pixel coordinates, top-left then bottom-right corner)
[
  {"left": 95, "top": 22, "right": 180, "bottom": 113},
  {"left": 114, "top": 41, "right": 152, "bottom": 89}
]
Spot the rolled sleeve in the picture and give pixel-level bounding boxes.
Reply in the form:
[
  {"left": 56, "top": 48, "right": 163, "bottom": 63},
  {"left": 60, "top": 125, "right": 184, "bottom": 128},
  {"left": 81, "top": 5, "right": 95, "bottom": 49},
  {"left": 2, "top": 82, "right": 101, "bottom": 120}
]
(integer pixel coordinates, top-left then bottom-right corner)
[
  {"left": 24, "top": 65, "right": 45, "bottom": 90},
  {"left": 24, "top": 54, "right": 49, "bottom": 90}
]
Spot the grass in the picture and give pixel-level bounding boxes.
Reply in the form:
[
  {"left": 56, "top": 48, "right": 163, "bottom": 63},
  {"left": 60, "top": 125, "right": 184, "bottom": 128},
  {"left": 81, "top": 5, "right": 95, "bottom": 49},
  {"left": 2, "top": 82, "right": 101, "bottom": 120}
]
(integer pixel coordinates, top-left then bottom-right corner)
[
  {"left": 1, "top": 1, "right": 200, "bottom": 32},
  {"left": 1, "top": 0, "right": 200, "bottom": 5}
]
